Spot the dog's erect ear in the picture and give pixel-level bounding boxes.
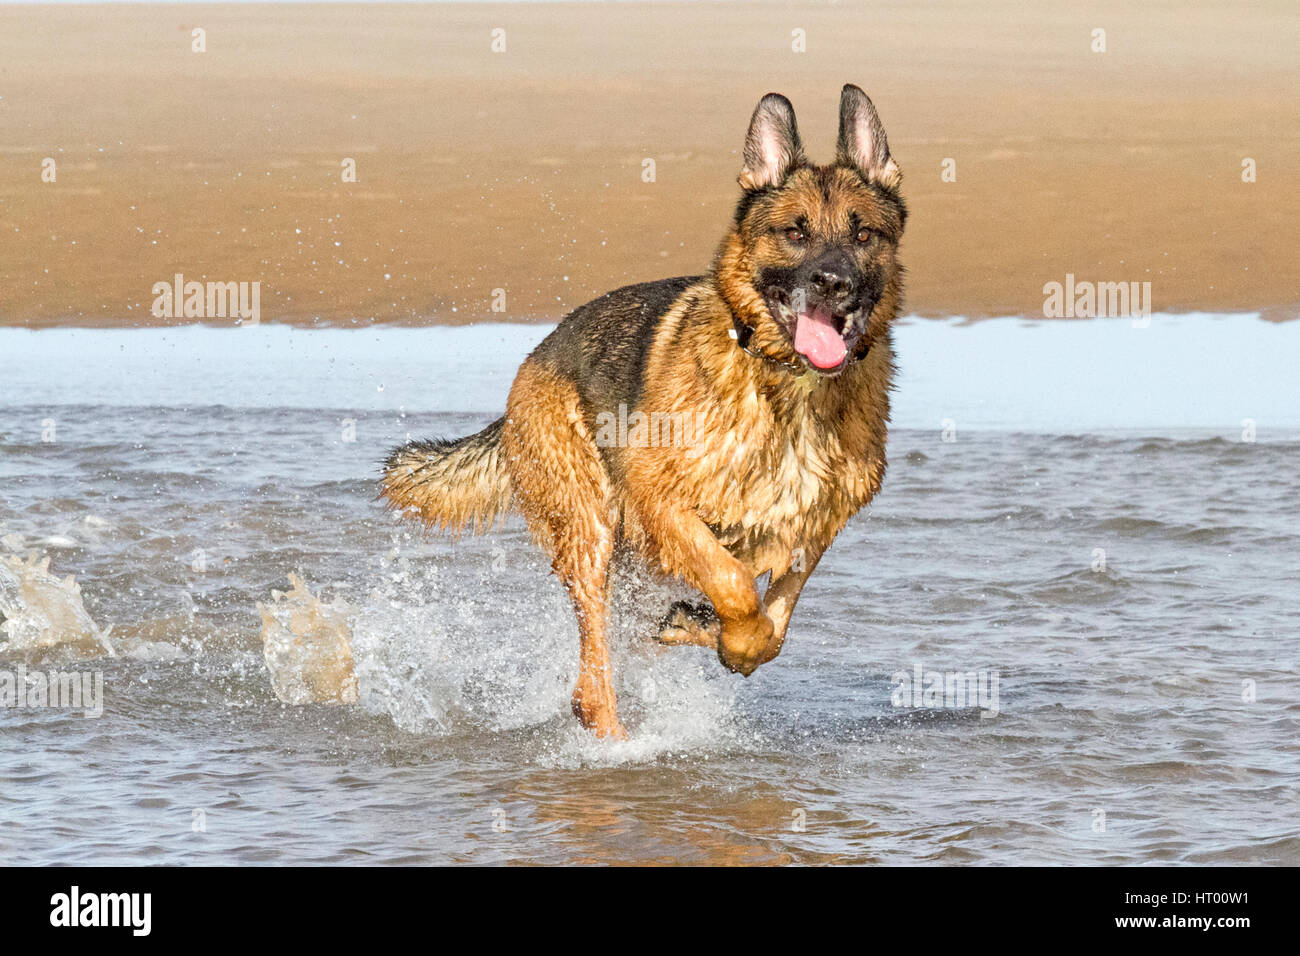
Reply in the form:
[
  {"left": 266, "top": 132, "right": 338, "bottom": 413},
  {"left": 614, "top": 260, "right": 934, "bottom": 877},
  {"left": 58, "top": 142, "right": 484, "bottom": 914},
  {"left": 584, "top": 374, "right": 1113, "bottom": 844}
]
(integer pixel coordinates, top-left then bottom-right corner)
[
  {"left": 739, "top": 93, "right": 805, "bottom": 192},
  {"left": 836, "top": 84, "right": 901, "bottom": 189}
]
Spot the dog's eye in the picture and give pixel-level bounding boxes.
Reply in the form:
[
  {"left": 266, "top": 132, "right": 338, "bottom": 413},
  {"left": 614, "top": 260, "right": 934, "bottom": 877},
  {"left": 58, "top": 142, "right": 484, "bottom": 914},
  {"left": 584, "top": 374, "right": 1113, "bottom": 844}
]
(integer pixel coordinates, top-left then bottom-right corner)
[
  {"left": 784, "top": 227, "right": 805, "bottom": 243},
  {"left": 856, "top": 227, "right": 873, "bottom": 243}
]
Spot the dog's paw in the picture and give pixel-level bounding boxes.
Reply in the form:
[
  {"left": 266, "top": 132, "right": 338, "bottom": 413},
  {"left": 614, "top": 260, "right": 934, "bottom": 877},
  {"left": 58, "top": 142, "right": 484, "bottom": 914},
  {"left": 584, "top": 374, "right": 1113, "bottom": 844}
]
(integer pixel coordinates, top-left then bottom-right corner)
[
  {"left": 571, "top": 693, "right": 629, "bottom": 740},
  {"left": 718, "top": 610, "right": 775, "bottom": 676},
  {"left": 655, "top": 600, "right": 721, "bottom": 648}
]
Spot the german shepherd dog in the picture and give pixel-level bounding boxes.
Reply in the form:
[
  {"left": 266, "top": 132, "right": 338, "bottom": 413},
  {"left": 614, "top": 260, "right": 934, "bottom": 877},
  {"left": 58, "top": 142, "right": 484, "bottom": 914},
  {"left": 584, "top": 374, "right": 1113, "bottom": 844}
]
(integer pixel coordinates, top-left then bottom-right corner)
[{"left": 382, "top": 85, "right": 905, "bottom": 738}]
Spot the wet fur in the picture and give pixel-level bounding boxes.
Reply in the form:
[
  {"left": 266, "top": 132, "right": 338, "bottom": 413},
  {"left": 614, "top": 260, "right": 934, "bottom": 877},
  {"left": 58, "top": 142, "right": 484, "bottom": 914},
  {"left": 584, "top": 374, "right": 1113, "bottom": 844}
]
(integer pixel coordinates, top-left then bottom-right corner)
[{"left": 381, "top": 85, "right": 907, "bottom": 738}]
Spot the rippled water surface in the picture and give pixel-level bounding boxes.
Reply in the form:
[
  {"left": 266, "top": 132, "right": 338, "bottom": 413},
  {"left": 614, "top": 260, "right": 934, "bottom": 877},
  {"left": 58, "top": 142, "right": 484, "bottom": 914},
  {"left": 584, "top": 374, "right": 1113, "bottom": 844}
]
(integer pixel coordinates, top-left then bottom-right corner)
[{"left": 1, "top": 320, "right": 1297, "bottom": 865}]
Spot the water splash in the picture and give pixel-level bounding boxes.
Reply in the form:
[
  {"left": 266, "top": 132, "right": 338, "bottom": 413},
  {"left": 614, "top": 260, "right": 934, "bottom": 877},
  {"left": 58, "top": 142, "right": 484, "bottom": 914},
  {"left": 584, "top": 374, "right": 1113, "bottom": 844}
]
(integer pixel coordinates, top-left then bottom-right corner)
[
  {"left": 0, "top": 552, "right": 115, "bottom": 658},
  {"left": 346, "top": 537, "right": 747, "bottom": 761},
  {"left": 258, "top": 573, "right": 359, "bottom": 705},
  {"left": 348, "top": 546, "right": 574, "bottom": 735}
]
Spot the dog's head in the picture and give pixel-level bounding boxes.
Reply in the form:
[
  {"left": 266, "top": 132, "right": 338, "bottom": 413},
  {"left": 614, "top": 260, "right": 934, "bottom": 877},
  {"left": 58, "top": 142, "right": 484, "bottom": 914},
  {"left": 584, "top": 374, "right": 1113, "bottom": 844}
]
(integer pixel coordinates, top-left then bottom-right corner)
[{"left": 716, "top": 85, "right": 907, "bottom": 376}]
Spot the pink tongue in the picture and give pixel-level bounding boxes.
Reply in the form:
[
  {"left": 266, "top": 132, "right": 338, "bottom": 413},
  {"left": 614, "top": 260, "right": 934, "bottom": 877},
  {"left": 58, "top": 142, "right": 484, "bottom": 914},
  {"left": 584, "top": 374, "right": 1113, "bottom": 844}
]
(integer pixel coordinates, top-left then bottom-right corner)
[{"left": 793, "top": 305, "right": 847, "bottom": 369}]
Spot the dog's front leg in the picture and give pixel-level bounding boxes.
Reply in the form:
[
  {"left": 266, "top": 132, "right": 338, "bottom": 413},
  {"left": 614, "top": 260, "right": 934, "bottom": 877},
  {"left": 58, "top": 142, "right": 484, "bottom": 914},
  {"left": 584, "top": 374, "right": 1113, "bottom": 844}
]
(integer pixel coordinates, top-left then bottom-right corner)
[
  {"left": 757, "top": 545, "right": 826, "bottom": 665},
  {"left": 639, "top": 503, "right": 773, "bottom": 676}
]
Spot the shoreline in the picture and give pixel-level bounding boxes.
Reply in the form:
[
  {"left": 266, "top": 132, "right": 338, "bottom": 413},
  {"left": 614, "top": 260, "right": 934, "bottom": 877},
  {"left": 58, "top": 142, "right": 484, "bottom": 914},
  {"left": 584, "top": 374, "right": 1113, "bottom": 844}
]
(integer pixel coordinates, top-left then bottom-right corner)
[
  {"left": 3, "top": 315, "right": 1295, "bottom": 431},
  {"left": 1, "top": 308, "right": 1290, "bottom": 331}
]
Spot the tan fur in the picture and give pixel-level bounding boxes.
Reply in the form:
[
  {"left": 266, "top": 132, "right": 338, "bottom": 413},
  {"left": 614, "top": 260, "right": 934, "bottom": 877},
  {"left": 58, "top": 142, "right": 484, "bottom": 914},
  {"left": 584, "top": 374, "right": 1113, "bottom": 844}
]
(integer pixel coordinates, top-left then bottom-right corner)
[
  {"left": 501, "top": 364, "right": 625, "bottom": 738},
  {"left": 616, "top": 278, "right": 894, "bottom": 677},
  {"left": 382, "top": 87, "right": 905, "bottom": 735},
  {"left": 380, "top": 419, "right": 513, "bottom": 535}
]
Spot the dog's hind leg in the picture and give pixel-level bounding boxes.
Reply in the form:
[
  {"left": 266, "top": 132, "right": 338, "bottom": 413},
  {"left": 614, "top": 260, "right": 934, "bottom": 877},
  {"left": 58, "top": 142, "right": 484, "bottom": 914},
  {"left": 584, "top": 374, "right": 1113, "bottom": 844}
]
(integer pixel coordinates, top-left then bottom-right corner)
[
  {"left": 562, "top": 538, "right": 623, "bottom": 739},
  {"left": 502, "top": 361, "right": 626, "bottom": 739}
]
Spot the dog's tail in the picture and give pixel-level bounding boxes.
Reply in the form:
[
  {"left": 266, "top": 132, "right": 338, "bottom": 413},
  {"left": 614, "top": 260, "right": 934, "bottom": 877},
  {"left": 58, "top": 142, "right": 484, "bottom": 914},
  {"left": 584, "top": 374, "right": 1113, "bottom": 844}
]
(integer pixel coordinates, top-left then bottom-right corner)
[{"left": 380, "top": 417, "right": 513, "bottom": 534}]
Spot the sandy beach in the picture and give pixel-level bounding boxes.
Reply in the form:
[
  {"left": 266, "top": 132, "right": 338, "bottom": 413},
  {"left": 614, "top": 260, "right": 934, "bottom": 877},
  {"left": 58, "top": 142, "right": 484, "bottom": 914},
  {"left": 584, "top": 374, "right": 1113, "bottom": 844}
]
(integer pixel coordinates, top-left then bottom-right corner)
[{"left": 0, "top": 1, "right": 1296, "bottom": 327}]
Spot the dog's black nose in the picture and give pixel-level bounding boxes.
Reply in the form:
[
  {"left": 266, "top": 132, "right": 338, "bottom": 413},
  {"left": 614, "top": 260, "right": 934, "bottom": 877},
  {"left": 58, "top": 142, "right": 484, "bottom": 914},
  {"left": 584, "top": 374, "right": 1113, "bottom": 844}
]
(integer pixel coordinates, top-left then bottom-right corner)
[{"left": 810, "top": 268, "right": 853, "bottom": 300}]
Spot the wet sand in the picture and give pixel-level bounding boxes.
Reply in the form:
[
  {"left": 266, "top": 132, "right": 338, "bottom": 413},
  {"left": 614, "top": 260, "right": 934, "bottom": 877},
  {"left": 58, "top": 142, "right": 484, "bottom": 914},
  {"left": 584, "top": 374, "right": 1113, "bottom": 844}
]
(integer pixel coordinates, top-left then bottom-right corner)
[{"left": 1, "top": 1, "right": 1297, "bottom": 327}]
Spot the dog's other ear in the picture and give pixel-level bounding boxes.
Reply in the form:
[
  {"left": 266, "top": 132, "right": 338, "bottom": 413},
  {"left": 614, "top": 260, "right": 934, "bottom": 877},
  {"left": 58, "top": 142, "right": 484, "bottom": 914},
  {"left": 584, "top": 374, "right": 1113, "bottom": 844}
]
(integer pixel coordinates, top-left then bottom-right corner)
[
  {"left": 739, "top": 93, "right": 806, "bottom": 192},
  {"left": 836, "top": 84, "right": 901, "bottom": 189}
]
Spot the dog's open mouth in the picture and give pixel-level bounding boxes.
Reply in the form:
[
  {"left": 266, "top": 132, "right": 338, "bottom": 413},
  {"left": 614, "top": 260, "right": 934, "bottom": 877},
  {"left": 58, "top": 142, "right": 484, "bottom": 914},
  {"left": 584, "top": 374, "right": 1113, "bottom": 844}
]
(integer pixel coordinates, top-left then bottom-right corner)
[{"left": 765, "top": 288, "right": 851, "bottom": 373}]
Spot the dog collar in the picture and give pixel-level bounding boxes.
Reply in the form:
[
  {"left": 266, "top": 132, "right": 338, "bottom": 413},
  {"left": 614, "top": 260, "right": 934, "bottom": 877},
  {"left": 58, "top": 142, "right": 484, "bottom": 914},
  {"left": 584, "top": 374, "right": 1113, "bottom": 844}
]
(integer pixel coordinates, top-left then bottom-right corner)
[{"left": 728, "top": 313, "right": 807, "bottom": 373}]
